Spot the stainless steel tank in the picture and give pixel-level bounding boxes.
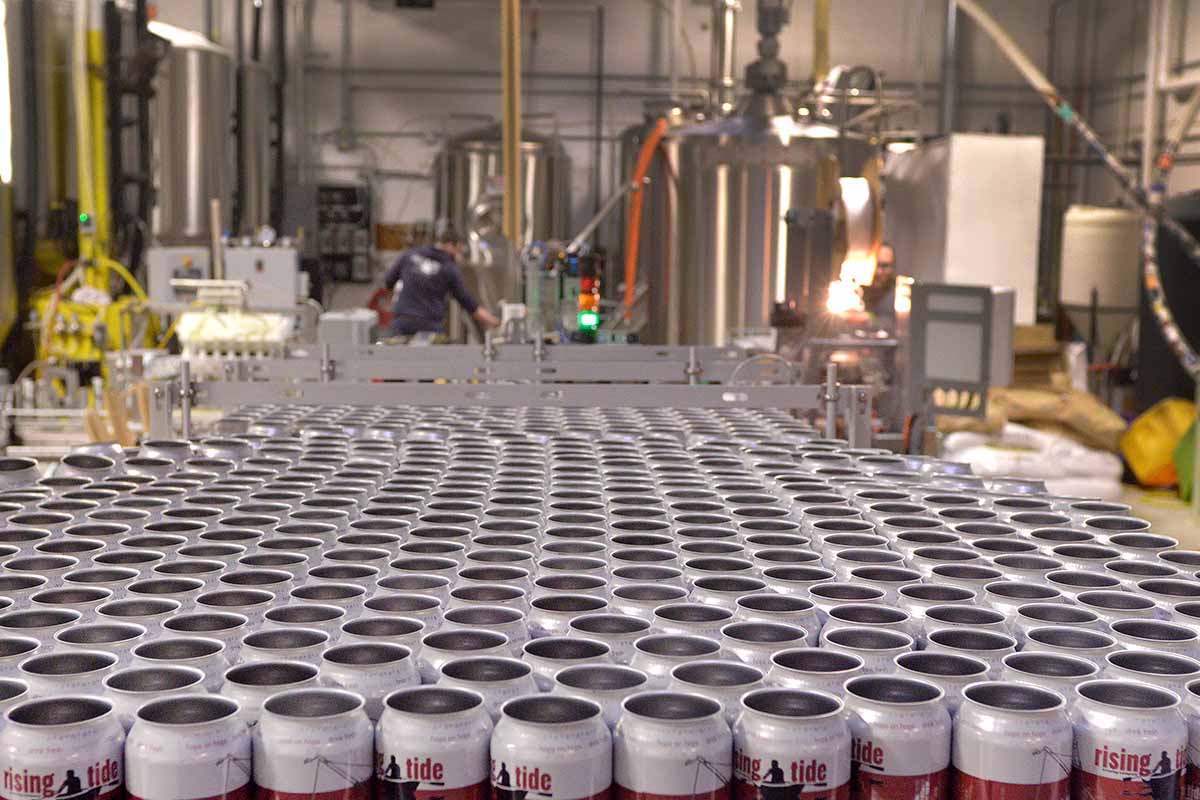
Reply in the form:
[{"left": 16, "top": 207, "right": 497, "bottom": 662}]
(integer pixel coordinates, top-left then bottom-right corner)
[
  {"left": 620, "top": 113, "right": 847, "bottom": 346},
  {"left": 433, "top": 124, "right": 572, "bottom": 247},
  {"left": 150, "top": 25, "right": 234, "bottom": 245},
  {"left": 240, "top": 62, "right": 272, "bottom": 236}
]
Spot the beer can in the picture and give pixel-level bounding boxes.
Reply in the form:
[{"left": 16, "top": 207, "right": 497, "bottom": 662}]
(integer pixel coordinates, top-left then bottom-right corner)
[
  {"left": 1023, "top": 627, "right": 1119, "bottom": 670},
  {"left": 442, "top": 607, "right": 530, "bottom": 654},
  {"left": 567, "top": 615, "right": 651, "bottom": 667},
  {"left": 378, "top": 687, "right": 492, "bottom": 800},
  {"left": 999, "top": 653, "right": 1098, "bottom": 708},
  {"left": 341, "top": 617, "right": 425, "bottom": 653},
  {"left": 528, "top": 595, "right": 609, "bottom": 639},
  {"left": 321, "top": 642, "right": 419, "bottom": 721},
  {"left": 765, "top": 650, "right": 863, "bottom": 697},
  {"left": 240, "top": 628, "right": 330, "bottom": 666},
  {"left": 609, "top": 585, "right": 689, "bottom": 622},
  {"left": 126, "top": 695, "right": 251, "bottom": 800},
  {"left": 1108, "top": 619, "right": 1200, "bottom": 660},
  {"left": 732, "top": 595, "right": 819, "bottom": 647},
  {"left": 0, "top": 696, "right": 124, "bottom": 800},
  {"left": 419, "top": 630, "right": 511, "bottom": 683},
  {"left": 1184, "top": 679, "right": 1200, "bottom": 800},
  {"left": 952, "top": 682, "right": 1071, "bottom": 799},
  {"left": 553, "top": 665, "right": 650, "bottom": 729},
  {"left": 896, "top": 584, "right": 976, "bottom": 623},
  {"left": 254, "top": 689, "right": 374, "bottom": 800},
  {"left": 732, "top": 689, "right": 850, "bottom": 800},
  {"left": 18, "top": 651, "right": 118, "bottom": 698},
  {"left": 893, "top": 652, "right": 989, "bottom": 716},
  {"left": 522, "top": 637, "right": 612, "bottom": 692},
  {"left": 629, "top": 635, "right": 723, "bottom": 689},
  {"left": 820, "top": 628, "right": 914, "bottom": 675},
  {"left": 614, "top": 692, "right": 730, "bottom": 800},
  {"left": 130, "top": 637, "right": 229, "bottom": 692},
  {"left": 923, "top": 629, "right": 1017, "bottom": 676},
  {"left": 437, "top": 657, "right": 538, "bottom": 722},
  {"left": 652, "top": 605, "right": 734, "bottom": 640},
  {"left": 220, "top": 661, "right": 320, "bottom": 726},
  {"left": 1070, "top": 679, "right": 1187, "bottom": 800},
  {"left": 1102, "top": 650, "right": 1200, "bottom": 699},
  {"left": 492, "top": 696, "right": 611, "bottom": 800},
  {"left": 669, "top": 661, "right": 763, "bottom": 726},
  {"left": 103, "top": 665, "right": 207, "bottom": 731},
  {"left": 1010, "top": 603, "right": 1102, "bottom": 646},
  {"left": 0, "top": 680, "right": 27, "bottom": 728},
  {"left": 843, "top": 675, "right": 950, "bottom": 800},
  {"left": 719, "top": 623, "right": 807, "bottom": 671}
]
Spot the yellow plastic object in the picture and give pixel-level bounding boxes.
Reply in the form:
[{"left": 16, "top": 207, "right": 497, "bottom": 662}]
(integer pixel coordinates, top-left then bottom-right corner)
[
  {"left": 31, "top": 289, "right": 153, "bottom": 365},
  {"left": 1121, "top": 398, "right": 1197, "bottom": 487}
]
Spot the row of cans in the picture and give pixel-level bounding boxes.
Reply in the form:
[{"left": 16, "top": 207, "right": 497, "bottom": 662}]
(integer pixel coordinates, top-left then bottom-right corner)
[{"left": 0, "top": 674, "right": 1192, "bottom": 800}]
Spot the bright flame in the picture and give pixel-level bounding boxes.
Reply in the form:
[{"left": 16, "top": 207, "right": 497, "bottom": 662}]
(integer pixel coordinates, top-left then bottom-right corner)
[
  {"left": 826, "top": 279, "right": 864, "bottom": 314},
  {"left": 839, "top": 256, "right": 877, "bottom": 287}
]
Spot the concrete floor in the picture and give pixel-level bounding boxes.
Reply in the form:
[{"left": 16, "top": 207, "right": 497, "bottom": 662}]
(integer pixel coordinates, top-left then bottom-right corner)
[{"left": 1123, "top": 486, "right": 1200, "bottom": 548}]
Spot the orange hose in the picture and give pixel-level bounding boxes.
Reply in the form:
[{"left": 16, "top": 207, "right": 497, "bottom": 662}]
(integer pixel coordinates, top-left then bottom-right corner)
[{"left": 623, "top": 117, "right": 670, "bottom": 315}]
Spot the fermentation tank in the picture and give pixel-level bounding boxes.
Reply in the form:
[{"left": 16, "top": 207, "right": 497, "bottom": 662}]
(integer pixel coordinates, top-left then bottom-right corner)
[
  {"left": 150, "top": 23, "right": 234, "bottom": 245},
  {"left": 434, "top": 124, "right": 572, "bottom": 248}
]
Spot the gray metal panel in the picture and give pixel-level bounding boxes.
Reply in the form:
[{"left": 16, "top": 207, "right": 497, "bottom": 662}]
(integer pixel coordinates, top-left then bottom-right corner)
[{"left": 192, "top": 381, "right": 833, "bottom": 409}]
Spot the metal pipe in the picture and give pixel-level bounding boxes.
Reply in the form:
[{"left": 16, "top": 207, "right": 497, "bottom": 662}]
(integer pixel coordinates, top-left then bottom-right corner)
[
  {"left": 271, "top": 0, "right": 286, "bottom": 230},
  {"left": 710, "top": 0, "right": 738, "bottom": 115},
  {"left": 593, "top": 6, "right": 604, "bottom": 216},
  {"left": 812, "top": 0, "right": 831, "bottom": 86},
  {"left": 204, "top": 0, "right": 217, "bottom": 41},
  {"left": 668, "top": 0, "right": 680, "bottom": 98},
  {"left": 1142, "top": 0, "right": 1163, "bottom": 188},
  {"left": 210, "top": 199, "right": 225, "bottom": 280},
  {"left": 339, "top": 0, "right": 354, "bottom": 150},
  {"left": 939, "top": 0, "right": 958, "bottom": 133},
  {"left": 501, "top": 0, "right": 523, "bottom": 245},
  {"left": 824, "top": 362, "right": 838, "bottom": 439},
  {"left": 233, "top": 0, "right": 246, "bottom": 234}
]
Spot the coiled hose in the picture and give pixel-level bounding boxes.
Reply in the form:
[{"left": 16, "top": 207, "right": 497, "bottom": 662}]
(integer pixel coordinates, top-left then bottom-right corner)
[{"left": 953, "top": 0, "right": 1200, "bottom": 380}]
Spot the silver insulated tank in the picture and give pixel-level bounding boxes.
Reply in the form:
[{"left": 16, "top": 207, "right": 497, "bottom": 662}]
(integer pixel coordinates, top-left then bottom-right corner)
[
  {"left": 434, "top": 124, "right": 572, "bottom": 246},
  {"left": 150, "top": 24, "right": 234, "bottom": 245}
]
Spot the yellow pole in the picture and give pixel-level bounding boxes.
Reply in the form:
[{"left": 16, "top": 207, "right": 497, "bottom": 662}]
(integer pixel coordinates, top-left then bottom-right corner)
[
  {"left": 501, "top": 0, "right": 523, "bottom": 247},
  {"left": 813, "top": 0, "right": 832, "bottom": 86},
  {"left": 86, "top": 0, "right": 112, "bottom": 275}
]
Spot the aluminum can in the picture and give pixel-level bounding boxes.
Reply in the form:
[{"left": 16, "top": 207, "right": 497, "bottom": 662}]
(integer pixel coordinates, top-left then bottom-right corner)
[
  {"left": 765, "top": 650, "right": 863, "bottom": 697},
  {"left": 1070, "top": 679, "right": 1187, "bottom": 800},
  {"left": 669, "top": 661, "right": 763, "bottom": 727},
  {"left": 732, "top": 689, "right": 850, "bottom": 800},
  {"left": 568, "top": 615, "right": 651, "bottom": 667},
  {"left": 553, "top": 665, "right": 650, "bottom": 729},
  {"left": 253, "top": 688, "right": 375, "bottom": 800},
  {"left": 0, "top": 696, "right": 124, "bottom": 800},
  {"left": 522, "top": 637, "right": 612, "bottom": 692},
  {"left": 18, "top": 651, "right": 118, "bottom": 698},
  {"left": 0, "top": 680, "right": 27, "bottom": 728},
  {"left": 893, "top": 652, "right": 989, "bottom": 716},
  {"left": 609, "top": 586, "right": 689, "bottom": 622},
  {"left": 1183, "top": 679, "right": 1200, "bottom": 800},
  {"left": 998, "top": 653, "right": 1098, "bottom": 708},
  {"left": 614, "top": 692, "right": 730, "bottom": 800},
  {"left": 952, "top": 682, "right": 1071, "bottom": 799},
  {"left": 843, "top": 675, "right": 951, "bottom": 800},
  {"left": 103, "top": 665, "right": 208, "bottom": 730},
  {"left": 438, "top": 657, "right": 539, "bottom": 722},
  {"left": 718, "top": 623, "right": 806, "bottom": 671},
  {"left": 377, "top": 687, "right": 493, "bottom": 800},
  {"left": 492, "top": 696, "right": 611, "bottom": 800},
  {"left": 419, "top": 630, "right": 511, "bottom": 683},
  {"left": 131, "top": 637, "right": 229, "bottom": 692},
  {"left": 820, "top": 628, "right": 914, "bottom": 675},
  {"left": 320, "top": 642, "right": 419, "bottom": 721},
  {"left": 629, "top": 635, "right": 723, "bottom": 689},
  {"left": 1102, "top": 650, "right": 1200, "bottom": 700},
  {"left": 126, "top": 695, "right": 251, "bottom": 800},
  {"left": 240, "top": 627, "right": 330, "bottom": 666},
  {"left": 220, "top": 661, "right": 320, "bottom": 726}
]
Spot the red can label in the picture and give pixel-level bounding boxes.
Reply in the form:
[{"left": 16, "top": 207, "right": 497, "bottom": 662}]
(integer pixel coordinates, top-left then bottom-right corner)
[
  {"left": 849, "top": 768, "right": 950, "bottom": 800},
  {"left": 614, "top": 788, "right": 729, "bottom": 800},
  {"left": 1185, "top": 769, "right": 1200, "bottom": 800},
  {"left": 732, "top": 749, "right": 850, "bottom": 800},
  {"left": 379, "top": 753, "right": 488, "bottom": 800},
  {"left": 733, "top": 778, "right": 849, "bottom": 800},
  {"left": 2, "top": 759, "right": 122, "bottom": 800},
  {"left": 953, "top": 773, "right": 1070, "bottom": 800},
  {"left": 254, "top": 782, "right": 374, "bottom": 800},
  {"left": 131, "top": 789, "right": 253, "bottom": 800},
  {"left": 1071, "top": 769, "right": 1183, "bottom": 800}
]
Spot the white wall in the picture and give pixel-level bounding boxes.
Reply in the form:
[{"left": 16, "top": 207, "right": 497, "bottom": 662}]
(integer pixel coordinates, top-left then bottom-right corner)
[{"left": 149, "top": 0, "right": 1071, "bottom": 235}]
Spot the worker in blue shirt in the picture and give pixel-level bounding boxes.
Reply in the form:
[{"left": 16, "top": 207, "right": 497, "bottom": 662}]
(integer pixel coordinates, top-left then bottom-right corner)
[{"left": 383, "top": 230, "right": 501, "bottom": 336}]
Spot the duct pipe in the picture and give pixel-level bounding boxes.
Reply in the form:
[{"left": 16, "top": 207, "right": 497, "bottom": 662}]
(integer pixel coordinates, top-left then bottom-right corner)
[
  {"left": 939, "top": 0, "right": 958, "bottom": 133},
  {"left": 711, "top": 0, "right": 738, "bottom": 115},
  {"left": 339, "top": 0, "right": 354, "bottom": 150},
  {"left": 812, "top": 0, "right": 830, "bottom": 86},
  {"left": 501, "top": 0, "right": 523, "bottom": 245}
]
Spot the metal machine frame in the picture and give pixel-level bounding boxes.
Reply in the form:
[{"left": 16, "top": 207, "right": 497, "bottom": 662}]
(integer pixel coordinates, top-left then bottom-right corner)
[{"left": 144, "top": 344, "right": 874, "bottom": 447}]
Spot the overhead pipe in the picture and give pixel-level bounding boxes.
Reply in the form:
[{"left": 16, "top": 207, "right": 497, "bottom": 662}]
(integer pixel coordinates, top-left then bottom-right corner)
[
  {"left": 233, "top": 0, "right": 246, "bottom": 235},
  {"left": 939, "top": 0, "right": 958, "bottom": 133},
  {"left": 501, "top": 0, "right": 523, "bottom": 246},
  {"left": 711, "top": 0, "right": 738, "bottom": 115},
  {"left": 271, "top": 0, "right": 286, "bottom": 230}
]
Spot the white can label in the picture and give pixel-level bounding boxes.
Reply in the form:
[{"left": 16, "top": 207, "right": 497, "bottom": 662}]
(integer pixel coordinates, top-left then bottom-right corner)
[
  {"left": 127, "top": 730, "right": 252, "bottom": 800},
  {"left": 378, "top": 716, "right": 489, "bottom": 800},
  {"left": 1072, "top": 730, "right": 1186, "bottom": 800},
  {"left": 614, "top": 725, "right": 730, "bottom": 800},
  {"left": 847, "top": 711, "right": 950, "bottom": 800},
  {"left": 953, "top": 714, "right": 1071, "bottom": 800}
]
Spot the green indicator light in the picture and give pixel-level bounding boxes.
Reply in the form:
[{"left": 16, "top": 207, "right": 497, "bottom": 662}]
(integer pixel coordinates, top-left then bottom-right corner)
[
  {"left": 78, "top": 213, "right": 89, "bottom": 223},
  {"left": 578, "top": 310, "right": 599, "bottom": 331}
]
